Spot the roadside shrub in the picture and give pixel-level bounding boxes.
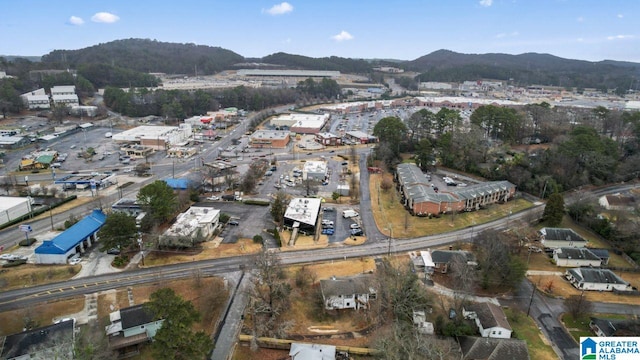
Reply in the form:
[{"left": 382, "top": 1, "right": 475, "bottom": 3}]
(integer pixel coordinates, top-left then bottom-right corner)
[
  {"left": 243, "top": 199, "right": 270, "bottom": 206},
  {"left": 253, "top": 235, "right": 263, "bottom": 244},
  {"left": 219, "top": 213, "right": 230, "bottom": 224},
  {"left": 19, "top": 238, "right": 37, "bottom": 246},
  {"left": 2, "top": 259, "right": 27, "bottom": 268},
  {"left": 112, "top": 255, "right": 129, "bottom": 268}
]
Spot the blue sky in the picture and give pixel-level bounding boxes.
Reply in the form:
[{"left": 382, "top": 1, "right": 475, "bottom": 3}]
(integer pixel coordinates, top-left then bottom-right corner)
[{"left": 2, "top": 0, "right": 640, "bottom": 62}]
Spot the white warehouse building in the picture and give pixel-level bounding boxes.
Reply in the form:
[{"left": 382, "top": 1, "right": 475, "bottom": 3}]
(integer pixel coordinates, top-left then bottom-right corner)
[{"left": 0, "top": 196, "right": 34, "bottom": 226}]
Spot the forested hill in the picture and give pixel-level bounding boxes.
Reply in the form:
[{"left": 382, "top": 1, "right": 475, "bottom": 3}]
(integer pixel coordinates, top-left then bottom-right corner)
[
  {"left": 41, "top": 38, "right": 244, "bottom": 75},
  {"left": 259, "top": 52, "right": 373, "bottom": 73},
  {"left": 408, "top": 49, "right": 640, "bottom": 92}
]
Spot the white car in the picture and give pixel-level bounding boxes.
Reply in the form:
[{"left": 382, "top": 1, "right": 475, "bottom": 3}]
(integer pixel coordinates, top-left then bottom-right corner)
[
  {"left": 0, "top": 254, "right": 15, "bottom": 260},
  {"left": 68, "top": 257, "right": 81, "bottom": 265},
  {"left": 206, "top": 196, "right": 220, "bottom": 201},
  {"left": 350, "top": 223, "right": 361, "bottom": 229}
]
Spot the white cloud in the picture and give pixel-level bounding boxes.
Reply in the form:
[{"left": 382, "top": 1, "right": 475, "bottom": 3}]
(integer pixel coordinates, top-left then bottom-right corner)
[
  {"left": 479, "top": 0, "right": 493, "bottom": 7},
  {"left": 331, "top": 31, "right": 354, "bottom": 42},
  {"left": 617, "top": 14, "right": 624, "bottom": 18},
  {"left": 265, "top": 2, "right": 293, "bottom": 15},
  {"left": 282, "top": 38, "right": 292, "bottom": 44},
  {"left": 68, "top": 16, "right": 84, "bottom": 25},
  {"left": 91, "top": 12, "right": 120, "bottom": 23},
  {"left": 607, "top": 34, "right": 634, "bottom": 41},
  {"left": 577, "top": 16, "right": 584, "bottom": 22}
]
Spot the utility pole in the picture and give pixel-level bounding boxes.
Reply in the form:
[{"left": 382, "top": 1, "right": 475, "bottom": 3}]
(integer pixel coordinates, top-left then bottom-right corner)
[{"left": 526, "top": 281, "right": 536, "bottom": 316}]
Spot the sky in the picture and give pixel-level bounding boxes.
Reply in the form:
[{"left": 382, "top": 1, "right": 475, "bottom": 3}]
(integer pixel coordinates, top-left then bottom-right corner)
[{"left": 2, "top": 0, "right": 640, "bottom": 63}]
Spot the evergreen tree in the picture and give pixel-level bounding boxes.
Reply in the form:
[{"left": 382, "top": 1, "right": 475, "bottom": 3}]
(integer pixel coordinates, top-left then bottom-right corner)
[{"left": 542, "top": 192, "right": 565, "bottom": 226}]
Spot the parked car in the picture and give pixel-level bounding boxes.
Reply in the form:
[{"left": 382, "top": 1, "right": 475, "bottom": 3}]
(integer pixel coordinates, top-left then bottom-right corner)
[
  {"left": 206, "top": 195, "right": 220, "bottom": 201},
  {"left": 107, "top": 248, "right": 121, "bottom": 255},
  {"left": 322, "top": 220, "right": 334, "bottom": 226},
  {"left": 350, "top": 228, "right": 364, "bottom": 236},
  {"left": 322, "top": 207, "right": 335, "bottom": 212},
  {"left": 350, "top": 223, "right": 361, "bottom": 229},
  {"left": 228, "top": 220, "right": 239, "bottom": 226},
  {"left": 69, "top": 257, "right": 82, "bottom": 265},
  {"left": 322, "top": 228, "right": 335, "bottom": 235},
  {"left": 342, "top": 209, "right": 359, "bottom": 218}
]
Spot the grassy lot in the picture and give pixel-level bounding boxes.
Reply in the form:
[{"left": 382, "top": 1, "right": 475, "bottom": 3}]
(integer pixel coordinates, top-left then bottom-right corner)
[
  {"left": 562, "top": 313, "right": 628, "bottom": 342},
  {"left": 505, "top": 308, "right": 557, "bottom": 360},
  {"left": 0, "top": 264, "right": 81, "bottom": 291},
  {"left": 370, "top": 173, "right": 535, "bottom": 238},
  {"left": 143, "top": 238, "right": 262, "bottom": 266},
  {"left": 0, "top": 297, "right": 85, "bottom": 336}
]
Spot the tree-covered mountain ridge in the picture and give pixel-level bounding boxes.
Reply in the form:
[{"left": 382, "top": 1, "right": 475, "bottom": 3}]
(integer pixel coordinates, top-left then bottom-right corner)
[{"left": 33, "top": 39, "right": 640, "bottom": 90}]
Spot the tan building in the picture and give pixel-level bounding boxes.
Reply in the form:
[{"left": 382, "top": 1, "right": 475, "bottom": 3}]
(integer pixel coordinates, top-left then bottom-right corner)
[{"left": 249, "top": 130, "right": 290, "bottom": 148}]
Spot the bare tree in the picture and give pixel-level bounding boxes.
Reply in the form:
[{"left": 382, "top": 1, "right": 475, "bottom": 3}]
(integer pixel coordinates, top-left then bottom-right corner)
[{"left": 565, "top": 293, "right": 593, "bottom": 319}]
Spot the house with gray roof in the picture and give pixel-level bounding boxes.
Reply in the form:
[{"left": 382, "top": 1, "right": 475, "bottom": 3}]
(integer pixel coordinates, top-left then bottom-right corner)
[
  {"left": 589, "top": 317, "right": 640, "bottom": 337},
  {"left": 463, "top": 302, "right": 512, "bottom": 339},
  {"left": 565, "top": 268, "right": 632, "bottom": 292},
  {"left": 320, "top": 274, "right": 376, "bottom": 310},
  {"left": 106, "top": 304, "right": 164, "bottom": 351},
  {"left": 0, "top": 319, "right": 75, "bottom": 360},
  {"left": 553, "top": 247, "right": 602, "bottom": 267},
  {"left": 458, "top": 336, "right": 530, "bottom": 360},
  {"left": 538, "top": 227, "right": 588, "bottom": 248},
  {"left": 430, "top": 250, "right": 474, "bottom": 274}
]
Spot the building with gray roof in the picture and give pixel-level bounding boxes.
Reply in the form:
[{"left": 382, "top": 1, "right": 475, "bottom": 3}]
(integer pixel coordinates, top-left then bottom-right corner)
[
  {"left": 458, "top": 336, "right": 530, "bottom": 360},
  {"left": 320, "top": 274, "right": 376, "bottom": 310},
  {"left": 539, "top": 227, "right": 588, "bottom": 248},
  {"left": 0, "top": 319, "right": 75, "bottom": 359},
  {"left": 395, "top": 163, "right": 515, "bottom": 216},
  {"left": 565, "top": 268, "right": 632, "bottom": 292},
  {"left": 553, "top": 247, "right": 602, "bottom": 267}
]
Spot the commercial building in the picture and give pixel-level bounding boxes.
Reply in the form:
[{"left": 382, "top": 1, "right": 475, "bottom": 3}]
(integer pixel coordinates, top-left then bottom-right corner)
[
  {"left": 270, "top": 113, "right": 330, "bottom": 134},
  {"left": 345, "top": 130, "right": 377, "bottom": 144},
  {"left": 0, "top": 196, "right": 34, "bottom": 226},
  {"left": 303, "top": 161, "right": 328, "bottom": 181},
  {"left": 55, "top": 172, "right": 116, "bottom": 191},
  {"left": 314, "top": 132, "right": 342, "bottom": 146},
  {"left": 112, "top": 124, "right": 193, "bottom": 150},
  {"left": 160, "top": 205, "right": 220, "bottom": 246},
  {"left": 236, "top": 69, "right": 340, "bottom": 78},
  {"left": 35, "top": 209, "right": 106, "bottom": 264},
  {"left": 249, "top": 130, "right": 290, "bottom": 149},
  {"left": 284, "top": 197, "right": 322, "bottom": 236},
  {"left": 0, "top": 135, "right": 29, "bottom": 149}
]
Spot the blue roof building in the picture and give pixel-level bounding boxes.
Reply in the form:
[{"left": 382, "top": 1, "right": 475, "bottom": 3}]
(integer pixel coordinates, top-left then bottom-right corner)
[
  {"left": 35, "top": 209, "right": 106, "bottom": 264},
  {"left": 164, "top": 178, "right": 191, "bottom": 189}
]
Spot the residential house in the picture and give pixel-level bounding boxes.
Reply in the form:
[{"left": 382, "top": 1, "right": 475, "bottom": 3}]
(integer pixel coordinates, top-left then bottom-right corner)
[
  {"left": 289, "top": 343, "right": 336, "bottom": 360},
  {"left": 538, "top": 227, "right": 588, "bottom": 248},
  {"left": 599, "top": 194, "right": 636, "bottom": 211},
  {"left": 320, "top": 274, "right": 376, "bottom": 310},
  {"left": 590, "top": 249, "right": 611, "bottom": 266},
  {"left": 463, "top": 302, "right": 512, "bottom": 339},
  {"left": 457, "top": 336, "right": 530, "bottom": 360},
  {"left": 105, "top": 304, "right": 164, "bottom": 351},
  {"left": 431, "top": 250, "right": 474, "bottom": 274},
  {"left": 553, "top": 247, "right": 602, "bottom": 267},
  {"left": 0, "top": 319, "right": 75, "bottom": 360},
  {"left": 589, "top": 317, "right": 640, "bottom": 337},
  {"left": 565, "top": 268, "right": 632, "bottom": 292}
]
